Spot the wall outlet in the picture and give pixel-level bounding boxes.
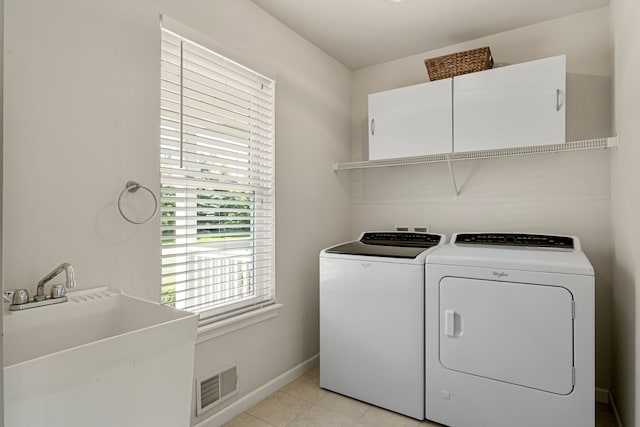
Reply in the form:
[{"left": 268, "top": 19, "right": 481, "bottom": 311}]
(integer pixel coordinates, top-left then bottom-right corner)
[
  {"left": 413, "top": 225, "right": 430, "bottom": 233},
  {"left": 395, "top": 225, "right": 410, "bottom": 232}
]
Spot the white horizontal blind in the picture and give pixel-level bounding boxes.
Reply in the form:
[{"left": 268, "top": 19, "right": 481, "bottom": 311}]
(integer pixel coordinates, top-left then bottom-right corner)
[{"left": 160, "top": 28, "right": 275, "bottom": 321}]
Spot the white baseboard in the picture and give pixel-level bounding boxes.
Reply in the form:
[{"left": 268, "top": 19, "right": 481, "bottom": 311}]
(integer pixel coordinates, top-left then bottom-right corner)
[{"left": 193, "top": 353, "right": 319, "bottom": 427}]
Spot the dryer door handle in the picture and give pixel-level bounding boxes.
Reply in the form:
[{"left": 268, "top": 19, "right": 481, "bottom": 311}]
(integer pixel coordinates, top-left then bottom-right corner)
[{"left": 445, "top": 309, "right": 456, "bottom": 337}]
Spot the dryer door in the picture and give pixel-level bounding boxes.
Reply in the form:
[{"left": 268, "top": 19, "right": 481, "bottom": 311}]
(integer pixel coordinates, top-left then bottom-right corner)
[{"left": 439, "top": 277, "right": 574, "bottom": 395}]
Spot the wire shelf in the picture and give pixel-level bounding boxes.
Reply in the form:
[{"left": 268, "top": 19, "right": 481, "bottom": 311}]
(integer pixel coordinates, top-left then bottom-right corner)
[{"left": 333, "top": 137, "right": 618, "bottom": 171}]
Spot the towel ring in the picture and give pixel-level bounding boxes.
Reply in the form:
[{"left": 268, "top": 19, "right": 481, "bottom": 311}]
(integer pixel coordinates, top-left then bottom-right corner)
[{"left": 117, "top": 180, "right": 159, "bottom": 225}]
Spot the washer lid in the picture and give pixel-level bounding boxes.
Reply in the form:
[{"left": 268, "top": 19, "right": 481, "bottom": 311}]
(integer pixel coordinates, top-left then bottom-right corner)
[{"left": 324, "top": 232, "right": 444, "bottom": 259}]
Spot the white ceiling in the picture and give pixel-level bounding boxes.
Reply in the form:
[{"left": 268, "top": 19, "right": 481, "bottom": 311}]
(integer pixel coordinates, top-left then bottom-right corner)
[{"left": 250, "top": 0, "right": 610, "bottom": 70}]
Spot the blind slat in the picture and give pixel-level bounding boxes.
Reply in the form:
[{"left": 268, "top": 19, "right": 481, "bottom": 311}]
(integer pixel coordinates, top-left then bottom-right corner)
[
  {"left": 160, "top": 134, "right": 273, "bottom": 161},
  {"left": 161, "top": 114, "right": 274, "bottom": 148},
  {"left": 162, "top": 35, "right": 274, "bottom": 96},
  {"left": 161, "top": 40, "right": 274, "bottom": 101},
  {"left": 160, "top": 175, "right": 272, "bottom": 194},
  {"left": 161, "top": 91, "right": 273, "bottom": 132},
  {"left": 163, "top": 272, "right": 273, "bottom": 293},
  {"left": 160, "top": 128, "right": 274, "bottom": 159},
  {"left": 160, "top": 170, "right": 273, "bottom": 190},
  {"left": 160, "top": 152, "right": 274, "bottom": 177},
  {"left": 161, "top": 243, "right": 274, "bottom": 257},
  {"left": 161, "top": 111, "right": 273, "bottom": 147},
  {"left": 161, "top": 256, "right": 274, "bottom": 272},
  {"left": 160, "top": 186, "right": 269, "bottom": 197}
]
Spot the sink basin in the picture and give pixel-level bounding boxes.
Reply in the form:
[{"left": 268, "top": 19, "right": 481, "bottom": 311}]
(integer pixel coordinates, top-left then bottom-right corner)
[{"left": 4, "top": 287, "right": 198, "bottom": 427}]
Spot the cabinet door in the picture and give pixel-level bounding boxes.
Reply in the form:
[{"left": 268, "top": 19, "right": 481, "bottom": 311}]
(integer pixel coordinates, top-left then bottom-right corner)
[
  {"left": 453, "top": 55, "right": 566, "bottom": 152},
  {"left": 368, "top": 79, "right": 452, "bottom": 160}
]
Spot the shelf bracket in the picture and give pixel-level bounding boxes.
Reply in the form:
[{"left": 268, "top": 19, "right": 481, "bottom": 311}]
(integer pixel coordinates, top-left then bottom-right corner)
[{"left": 446, "top": 155, "right": 460, "bottom": 198}]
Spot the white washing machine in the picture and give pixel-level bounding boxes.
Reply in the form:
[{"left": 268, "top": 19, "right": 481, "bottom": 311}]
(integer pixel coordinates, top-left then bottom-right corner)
[
  {"left": 320, "top": 231, "right": 446, "bottom": 420},
  {"left": 425, "top": 232, "right": 594, "bottom": 427}
]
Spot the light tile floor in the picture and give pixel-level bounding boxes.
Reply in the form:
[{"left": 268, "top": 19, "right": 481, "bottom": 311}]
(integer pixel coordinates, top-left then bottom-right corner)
[{"left": 226, "top": 366, "right": 618, "bottom": 427}]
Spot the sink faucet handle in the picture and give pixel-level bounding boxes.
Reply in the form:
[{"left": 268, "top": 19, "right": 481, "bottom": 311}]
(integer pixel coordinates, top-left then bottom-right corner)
[
  {"left": 12, "top": 289, "right": 30, "bottom": 305},
  {"left": 51, "top": 284, "right": 66, "bottom": 299}
]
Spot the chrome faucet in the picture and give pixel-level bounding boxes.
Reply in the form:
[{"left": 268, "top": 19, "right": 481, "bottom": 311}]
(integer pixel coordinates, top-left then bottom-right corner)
[
  {"left": 35, "top": 262, "right": 77, "bottom": 301},
  {"left": 7, "top": 263, "right": 76, "bottom": 311}
]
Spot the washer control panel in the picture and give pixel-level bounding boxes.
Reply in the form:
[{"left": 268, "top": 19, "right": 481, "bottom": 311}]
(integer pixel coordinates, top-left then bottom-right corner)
[
  {"left": 361, "top": 232, "right": 442, "bottom": 248},
  {"left": 454, "top": 233, "right": 574, "bottom": 249}
]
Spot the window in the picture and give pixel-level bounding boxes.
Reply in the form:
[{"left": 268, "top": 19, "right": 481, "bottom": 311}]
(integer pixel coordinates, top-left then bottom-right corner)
[{"left": 160, "top": 28, "right": 275, "bottom": 323}]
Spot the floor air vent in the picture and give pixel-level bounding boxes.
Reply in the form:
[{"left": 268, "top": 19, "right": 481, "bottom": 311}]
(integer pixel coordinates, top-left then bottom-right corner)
[{"left": 196, "top": 365, "right": 238, "bottom": 415}]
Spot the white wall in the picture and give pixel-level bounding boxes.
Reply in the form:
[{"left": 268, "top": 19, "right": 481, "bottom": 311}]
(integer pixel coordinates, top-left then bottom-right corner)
[
  {"left": 3, "top": 1, "right": 352, "bottom": 425},
  {"left": 0, "top": 0, "right": 4, "bottom": 422},
  {"left": 610, "top": 1, "right": 640, "bottom": 425},
  {"left": 350, "top": 7, "right": 613, "bottom": 391}
]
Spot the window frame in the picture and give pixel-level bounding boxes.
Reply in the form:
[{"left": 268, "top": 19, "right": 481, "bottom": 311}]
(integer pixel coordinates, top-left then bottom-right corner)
[{"left": 159, "top": 24, "right": 276, "bottom": 324}]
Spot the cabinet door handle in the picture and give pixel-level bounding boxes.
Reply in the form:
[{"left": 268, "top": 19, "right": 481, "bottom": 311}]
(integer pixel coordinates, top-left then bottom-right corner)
[
  {"left": 371, "top": 118, "right": 375, "bottom": 136},
  {"left": 556, "top": 89, "right": 562, "bottom": 111}
]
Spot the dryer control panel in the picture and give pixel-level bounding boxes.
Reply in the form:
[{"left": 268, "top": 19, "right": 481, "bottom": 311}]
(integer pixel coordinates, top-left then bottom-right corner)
[{"left": 454, "top": 233, "right": 574, "bottom": 249}]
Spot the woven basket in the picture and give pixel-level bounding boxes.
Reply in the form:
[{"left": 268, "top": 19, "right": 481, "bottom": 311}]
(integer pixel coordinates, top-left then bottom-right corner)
[{"left": 424, "top": 47, "right": 493, "bottom": 81}]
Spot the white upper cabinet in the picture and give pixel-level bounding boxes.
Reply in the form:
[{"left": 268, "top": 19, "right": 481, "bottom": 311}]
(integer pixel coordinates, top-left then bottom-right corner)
[
  {"left": 368, "top": 79, "right": 453, "bottom": 160},
  {"left": 453, "top": 55, "right": 566, "bottom": 152},
  {"left": 367, "top": 55, "right": 567, "bottom": 160}
]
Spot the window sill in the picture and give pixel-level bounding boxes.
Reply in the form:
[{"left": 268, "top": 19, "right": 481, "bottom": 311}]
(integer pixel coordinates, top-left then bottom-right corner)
[{"left": 196, "top": 303, "right": 283, "bottom": 344}]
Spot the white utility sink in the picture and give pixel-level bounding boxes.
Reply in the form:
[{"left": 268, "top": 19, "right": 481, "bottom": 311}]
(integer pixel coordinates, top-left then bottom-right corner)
[{"left": 4, "top": 287, "right": 198, "bottom": 427}]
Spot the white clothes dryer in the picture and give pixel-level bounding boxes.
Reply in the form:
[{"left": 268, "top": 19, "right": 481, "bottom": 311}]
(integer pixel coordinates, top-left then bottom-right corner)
[
  {"left": 425, "top": 233, "right": 594, "bottom": 427},
  {"left": 320, "top": 231, "right": 446, "bottom": 420}
]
